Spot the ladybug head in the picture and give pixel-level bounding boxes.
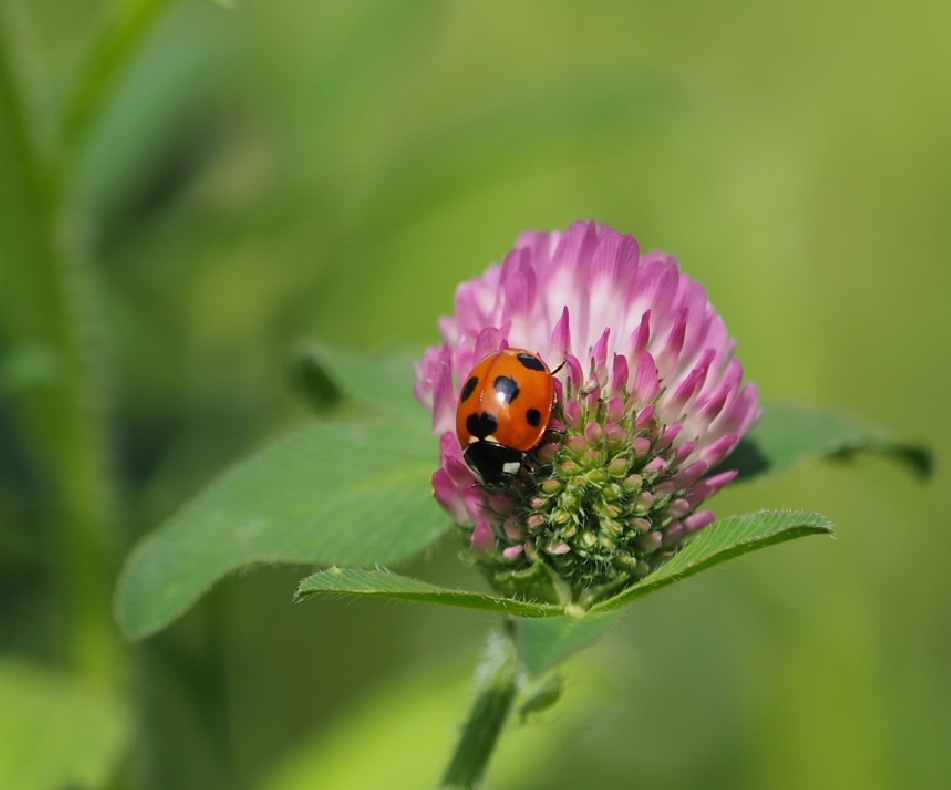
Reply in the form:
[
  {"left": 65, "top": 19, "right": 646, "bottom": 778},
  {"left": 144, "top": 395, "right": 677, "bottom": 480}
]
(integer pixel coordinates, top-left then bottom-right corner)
[{"left": 463, "top": 442, "right": 524, "bottom": 485}]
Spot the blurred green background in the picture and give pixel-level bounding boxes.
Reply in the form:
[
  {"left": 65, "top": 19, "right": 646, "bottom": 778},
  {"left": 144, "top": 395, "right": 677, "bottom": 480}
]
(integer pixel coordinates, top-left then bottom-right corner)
[{"left": 1, "top": 1, "right": 948, "bottom": 788}]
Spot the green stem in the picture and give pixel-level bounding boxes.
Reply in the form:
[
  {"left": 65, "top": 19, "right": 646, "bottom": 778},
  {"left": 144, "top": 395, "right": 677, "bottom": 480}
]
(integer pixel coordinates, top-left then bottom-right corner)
[
  {"left": 0, "top": 0, "right": 181, "bottom": 697},
  {"left": 440, "top": 619, "right": 520, "bottom": 790},
  {"left": 0, "top": 11, "right": 120, "bottom": 687}
]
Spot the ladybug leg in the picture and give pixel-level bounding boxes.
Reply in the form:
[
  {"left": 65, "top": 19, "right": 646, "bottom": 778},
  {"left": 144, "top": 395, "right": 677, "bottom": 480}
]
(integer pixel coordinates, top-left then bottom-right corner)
[{"left": 579, "top": 379, "right": 599, "bottom": 396}]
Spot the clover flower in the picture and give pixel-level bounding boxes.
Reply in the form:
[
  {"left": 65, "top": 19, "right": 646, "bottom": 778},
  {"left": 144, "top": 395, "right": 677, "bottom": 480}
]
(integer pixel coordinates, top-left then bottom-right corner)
[{"left": 415, "top": 221, "right": 761, "bottom": 606}]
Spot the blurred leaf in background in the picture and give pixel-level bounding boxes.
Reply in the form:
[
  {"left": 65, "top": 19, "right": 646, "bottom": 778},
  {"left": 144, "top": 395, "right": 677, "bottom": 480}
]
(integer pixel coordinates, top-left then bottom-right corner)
[{"left": 0, "top": 661, "right": 127, "bottom": 789}]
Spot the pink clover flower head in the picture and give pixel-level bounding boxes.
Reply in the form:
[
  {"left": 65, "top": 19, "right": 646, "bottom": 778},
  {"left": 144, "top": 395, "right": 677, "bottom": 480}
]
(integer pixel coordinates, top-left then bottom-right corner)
[{"left": 415, "top": 221, "right": 761, "bottom": 606}]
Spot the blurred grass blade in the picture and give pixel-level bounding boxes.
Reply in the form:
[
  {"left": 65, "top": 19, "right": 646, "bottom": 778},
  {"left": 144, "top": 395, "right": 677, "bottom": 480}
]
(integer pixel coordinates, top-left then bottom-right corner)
[
  {"left": 592, "top": 511, "right": 834, "bottom": 613},
  {"left": 295, "top": 567, "right": 563, "bottom": 618},
  {"left": 61, "top": 0, "right": 172, "bottom": 162},
  {"left": 0, "top": 660, "right": 128, "bottom": 789},
  {"left": 116, "top": 417, "right": 445, "bottom": 640},
  {"left": 723, "top": 401, "right": 933, "bottom": 483}
]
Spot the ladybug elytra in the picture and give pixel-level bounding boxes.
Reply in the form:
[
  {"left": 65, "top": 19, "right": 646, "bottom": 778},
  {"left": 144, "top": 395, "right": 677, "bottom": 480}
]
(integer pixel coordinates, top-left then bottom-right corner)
[{"left": 456, "top": 348, "right": 556, "bottom": 483}]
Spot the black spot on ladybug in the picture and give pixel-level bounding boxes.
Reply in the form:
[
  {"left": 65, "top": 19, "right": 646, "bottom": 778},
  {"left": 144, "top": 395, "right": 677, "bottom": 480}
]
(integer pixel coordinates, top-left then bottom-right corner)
[
  {"left": 460, "top": 375, "right": 479, "bottom": 403},
  {"left": 526, "top": 408, "right": 542, "bottom": 427},
  {"left": 466, "top": 412, "right": 498, "bottom": 440},
  {"left": 516, "top": 352, "right": 545, "bottom": 371},
  {"left": 493, "top": 375, "right": 520, "bottom": 404}
]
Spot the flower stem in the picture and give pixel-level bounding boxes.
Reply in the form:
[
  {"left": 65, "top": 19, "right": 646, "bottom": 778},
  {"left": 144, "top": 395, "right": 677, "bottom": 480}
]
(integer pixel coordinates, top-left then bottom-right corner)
[{"left": 439, "top": 619, "right": 520, "bottom": 790}]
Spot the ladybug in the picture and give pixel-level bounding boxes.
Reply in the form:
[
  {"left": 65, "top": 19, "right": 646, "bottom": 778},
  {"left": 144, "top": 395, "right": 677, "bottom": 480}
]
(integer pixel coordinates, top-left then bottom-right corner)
[{"left": 456, "top": 348, "right": 556, "bottom": 483}]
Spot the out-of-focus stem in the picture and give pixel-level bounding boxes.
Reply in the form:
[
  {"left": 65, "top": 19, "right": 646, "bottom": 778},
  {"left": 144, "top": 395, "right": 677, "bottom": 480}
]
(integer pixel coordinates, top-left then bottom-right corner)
[
  {"left": 439, "top": 619, "right": 520, "bottom": 790},
  {"left": 0, "top": 13, "right": 119, "bottom": 689}
]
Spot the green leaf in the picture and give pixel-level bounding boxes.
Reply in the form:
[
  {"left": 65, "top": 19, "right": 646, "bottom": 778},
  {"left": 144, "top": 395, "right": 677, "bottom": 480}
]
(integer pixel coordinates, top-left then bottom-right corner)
[
  {"left": 723, "top": 401, "right": 933, "bottom": 483},
  {"left": 517, "top": 673, "right": 565, "bottom": 722},
  {"left": 297, "top": 511, "right": 832, "bottom": 672},
  {"left": 295, "top": 567, "right": 564, "bottom": 617},
  {"left": 517, "top": 611, "right": 625, "bottom": 677},
  {"left": 116, "top": 417, "right": 445, "bottom": 640},
  {"left": 0, "top": 660, "right": 128, "bottom": 789},
  {"left": 291, "top": 343, "right": 423, "bottom": 418},
  {"left": 591, "top": 510, "right": 834, "bottom": 613},
  {"left": 517, "top": 512, "right": 833, "bottom": 672},
  {"left": 289, "top": 348, "right": 345, "bottom": 413}
]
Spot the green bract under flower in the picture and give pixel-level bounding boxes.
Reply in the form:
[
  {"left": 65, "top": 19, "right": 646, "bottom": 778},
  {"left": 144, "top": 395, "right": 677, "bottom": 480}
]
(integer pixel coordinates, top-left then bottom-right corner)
[{"left": 415, "top": 222, "right": 760, "bottom": 607}]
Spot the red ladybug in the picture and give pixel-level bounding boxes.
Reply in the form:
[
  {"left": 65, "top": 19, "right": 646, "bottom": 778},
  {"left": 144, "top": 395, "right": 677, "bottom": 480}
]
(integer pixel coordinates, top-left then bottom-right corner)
[{"left": 456, "top": 348, "right": 556, "bottom": 483}]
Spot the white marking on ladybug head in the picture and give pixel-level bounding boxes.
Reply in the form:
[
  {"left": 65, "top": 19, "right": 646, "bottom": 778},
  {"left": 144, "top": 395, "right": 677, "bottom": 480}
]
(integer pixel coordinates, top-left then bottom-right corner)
[{"left": 502, "top": 460, "right": 521, "bottom": 475}]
